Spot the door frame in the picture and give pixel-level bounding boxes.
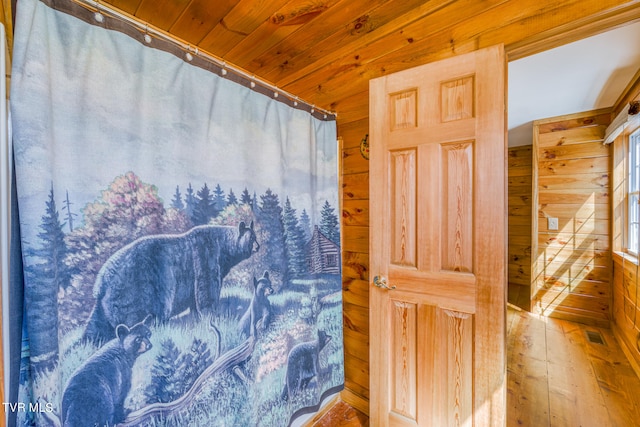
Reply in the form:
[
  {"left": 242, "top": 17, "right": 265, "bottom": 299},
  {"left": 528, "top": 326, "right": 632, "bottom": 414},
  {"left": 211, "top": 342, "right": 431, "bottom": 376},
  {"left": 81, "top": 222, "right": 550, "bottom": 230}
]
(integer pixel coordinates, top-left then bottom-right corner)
[{"left": 506, "top": 3, "right": 640, "bottom": 68}]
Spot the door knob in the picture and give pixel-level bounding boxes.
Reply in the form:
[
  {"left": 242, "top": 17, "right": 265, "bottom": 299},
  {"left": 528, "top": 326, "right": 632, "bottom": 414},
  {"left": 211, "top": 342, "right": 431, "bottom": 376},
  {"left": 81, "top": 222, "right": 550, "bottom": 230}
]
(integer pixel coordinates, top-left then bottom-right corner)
[{"left": 373, "top": 275, "right": 396, "bottom": 290}]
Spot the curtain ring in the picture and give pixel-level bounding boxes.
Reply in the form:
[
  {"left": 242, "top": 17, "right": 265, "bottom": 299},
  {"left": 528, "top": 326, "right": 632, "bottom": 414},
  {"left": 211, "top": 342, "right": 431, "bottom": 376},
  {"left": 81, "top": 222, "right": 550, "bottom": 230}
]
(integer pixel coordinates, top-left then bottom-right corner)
[{"left": 143, "top": 25, "right": 152, "bottom": 44}]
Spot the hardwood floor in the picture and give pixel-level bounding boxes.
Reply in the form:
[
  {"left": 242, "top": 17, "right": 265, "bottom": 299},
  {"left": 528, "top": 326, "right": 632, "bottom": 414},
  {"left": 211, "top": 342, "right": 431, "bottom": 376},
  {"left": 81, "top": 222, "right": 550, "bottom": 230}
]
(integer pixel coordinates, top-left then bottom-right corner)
[
  {"left": 310, "top": 400, "right": 369, "bottom": 426},
  {"left": 507, "top": 303, "right": 640, "bottom": 427},
  {"left": 313, "top": 302, "right": 640, "bottom": 426}
]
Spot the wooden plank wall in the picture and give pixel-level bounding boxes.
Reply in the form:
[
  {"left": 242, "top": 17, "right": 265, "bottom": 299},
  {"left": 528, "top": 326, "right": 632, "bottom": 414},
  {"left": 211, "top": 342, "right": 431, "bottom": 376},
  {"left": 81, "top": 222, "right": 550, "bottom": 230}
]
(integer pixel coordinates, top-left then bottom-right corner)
[
  {"left": 611, "top": 76, "right": 640, "bottom": 378},
  {"left": 613, "top": 255, "right": 640, "bottom": 376},
  {"left": 532, "top": 110, "right": 612, "bottom": 327},
  {"left": 338, "top": 118, "right": 370, "bottom": 413},
  {"left": 508, "top": 145, "right": 532, "bottom": 309}
]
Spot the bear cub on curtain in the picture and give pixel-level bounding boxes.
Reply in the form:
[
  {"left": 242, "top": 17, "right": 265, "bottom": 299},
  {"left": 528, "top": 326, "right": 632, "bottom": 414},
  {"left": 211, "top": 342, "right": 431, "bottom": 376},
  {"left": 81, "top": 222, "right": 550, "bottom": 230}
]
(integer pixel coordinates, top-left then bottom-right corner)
[
  {"left": 84, "top": 221, "right": 259, "bottom": 344},
  {"left": 281, "top": 330, "right": 332, "bottom": 401},
  {"left": 60, "top": 315, "right": 153, "bottom": 427},
  {"left": 238, "top": 271, "right": 274, "bottom": 337}
]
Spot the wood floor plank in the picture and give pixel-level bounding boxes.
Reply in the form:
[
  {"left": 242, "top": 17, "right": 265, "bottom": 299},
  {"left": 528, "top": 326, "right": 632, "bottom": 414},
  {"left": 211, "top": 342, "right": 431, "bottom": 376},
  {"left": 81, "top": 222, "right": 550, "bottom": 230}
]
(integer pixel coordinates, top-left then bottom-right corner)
[
  {"left": 513, "top": 310, "right": 548, "bottom": 361},
  {"left": 547, "top": 318, "right": 611, "bottom": 427},
  {"left": 543, "top": 323, "right": 578, "bottom": 427},
  {"left": 507, "top": 310, "right": 550, "bottom": 427},
  {"left": 507, "top": 302, "right": 520, "bottom": 336},
  {"left": 506, "top": 307, "right": 640, "bottom": 427},
  {"left": 583, "top": 327, "right": 640, "bottom": 427},
  {"left": 508, "top": 356, "right": 550, "bottom": 426}
]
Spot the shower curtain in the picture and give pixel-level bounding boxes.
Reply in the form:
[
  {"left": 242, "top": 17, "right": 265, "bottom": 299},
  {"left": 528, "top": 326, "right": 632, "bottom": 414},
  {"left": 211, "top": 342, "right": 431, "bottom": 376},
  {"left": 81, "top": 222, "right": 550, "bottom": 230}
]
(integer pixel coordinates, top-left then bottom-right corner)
[{"left": 10, "top": 0, "right": 343, "bottom": 425}]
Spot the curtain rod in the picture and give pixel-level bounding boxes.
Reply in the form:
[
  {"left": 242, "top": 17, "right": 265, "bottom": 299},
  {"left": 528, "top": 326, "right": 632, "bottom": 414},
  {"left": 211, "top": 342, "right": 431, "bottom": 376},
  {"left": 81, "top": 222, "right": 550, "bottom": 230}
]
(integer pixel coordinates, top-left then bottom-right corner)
[{"left": 64, "top": 0, "right": 336, "bottom": 120}]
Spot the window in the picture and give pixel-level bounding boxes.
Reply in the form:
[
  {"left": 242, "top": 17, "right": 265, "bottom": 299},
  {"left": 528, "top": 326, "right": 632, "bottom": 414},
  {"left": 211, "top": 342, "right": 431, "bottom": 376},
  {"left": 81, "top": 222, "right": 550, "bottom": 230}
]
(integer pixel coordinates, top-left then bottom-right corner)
[
  {"left": 629, "top": 128, "right": 640, "bottom": 254},
  {"left": 324, "top": 253, "right": 337, "bottom": 267}
]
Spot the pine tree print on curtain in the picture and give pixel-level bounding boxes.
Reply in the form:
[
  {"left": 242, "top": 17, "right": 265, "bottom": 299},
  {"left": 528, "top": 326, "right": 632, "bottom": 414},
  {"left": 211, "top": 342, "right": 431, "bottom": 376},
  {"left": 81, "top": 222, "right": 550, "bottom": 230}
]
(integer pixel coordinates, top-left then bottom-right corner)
[{"left": 9, "top": 0, "right": 343, "bottom": 425}]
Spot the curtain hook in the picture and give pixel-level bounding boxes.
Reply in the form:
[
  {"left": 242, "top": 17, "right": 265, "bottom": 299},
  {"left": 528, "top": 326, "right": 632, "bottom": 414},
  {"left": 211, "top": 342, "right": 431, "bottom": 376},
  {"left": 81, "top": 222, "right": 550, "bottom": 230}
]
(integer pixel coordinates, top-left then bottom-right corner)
[
  {"left": 143, "top": 25, "right": 152, "bottom": 44},
  {"left": 185, "top": 45, "right": 193, "bottom": 62},
  {"left": 93, "top": 0, "right": 104, "bottom": 22},
  {"left": 250, "top": 75, "right": 256, "bottom": 88},
  {"left": 221, "top": 61, "right": 227, "bottom": 76},
  {"left": 93, "top": 1, "right": 104, "bottom": 23}
]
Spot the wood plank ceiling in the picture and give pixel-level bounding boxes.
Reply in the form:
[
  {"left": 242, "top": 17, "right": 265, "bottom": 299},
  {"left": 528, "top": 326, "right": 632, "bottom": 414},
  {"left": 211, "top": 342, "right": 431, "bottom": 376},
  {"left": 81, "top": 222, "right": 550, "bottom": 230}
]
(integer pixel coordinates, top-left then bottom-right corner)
[{"left": 97, "top": 0, "right": 640, "bottom": 121}]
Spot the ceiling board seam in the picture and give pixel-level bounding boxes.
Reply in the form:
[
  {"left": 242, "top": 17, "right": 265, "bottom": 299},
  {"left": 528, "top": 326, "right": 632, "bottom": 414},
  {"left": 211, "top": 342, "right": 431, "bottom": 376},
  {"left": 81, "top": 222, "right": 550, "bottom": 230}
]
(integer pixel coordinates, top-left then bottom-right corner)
[
  {"left": 167, "top": 0, "right": 195, "bottom": 34},
  {"left": 279, "top": 0, "right": 514, "bottom": 94},
  {"left": 273, "top": 0, "right": 464, "bottom": 88}
]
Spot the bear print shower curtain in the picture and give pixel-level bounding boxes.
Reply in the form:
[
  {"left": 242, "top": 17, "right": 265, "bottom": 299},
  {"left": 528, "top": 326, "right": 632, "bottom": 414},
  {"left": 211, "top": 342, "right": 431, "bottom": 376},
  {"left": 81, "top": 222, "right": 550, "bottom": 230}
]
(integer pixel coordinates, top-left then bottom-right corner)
[{"left": 9, "top": 0, "right": 344, "bottom": 425}]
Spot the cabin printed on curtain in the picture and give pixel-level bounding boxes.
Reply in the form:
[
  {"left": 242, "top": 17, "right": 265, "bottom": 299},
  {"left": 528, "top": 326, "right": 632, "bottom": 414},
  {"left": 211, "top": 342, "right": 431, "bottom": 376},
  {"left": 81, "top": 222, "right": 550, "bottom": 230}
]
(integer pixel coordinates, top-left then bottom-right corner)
[{"left": 9, "top": 0, "right": 343, "bottom": 426}]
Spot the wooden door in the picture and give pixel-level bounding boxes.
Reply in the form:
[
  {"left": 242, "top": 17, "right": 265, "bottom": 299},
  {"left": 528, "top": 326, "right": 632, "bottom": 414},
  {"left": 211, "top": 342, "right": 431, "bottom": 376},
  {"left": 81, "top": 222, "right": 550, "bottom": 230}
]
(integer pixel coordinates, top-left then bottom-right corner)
[{"left": 369, "top": 45, "right": 507, "bottom": 426}]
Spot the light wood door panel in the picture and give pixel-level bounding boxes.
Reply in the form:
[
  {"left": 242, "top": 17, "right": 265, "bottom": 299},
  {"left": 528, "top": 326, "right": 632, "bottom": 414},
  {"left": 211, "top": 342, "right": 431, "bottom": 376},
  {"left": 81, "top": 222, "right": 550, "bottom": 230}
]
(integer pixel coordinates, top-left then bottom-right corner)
[{"left": 369, "top": 45, "right": 507, "bottom": 426}]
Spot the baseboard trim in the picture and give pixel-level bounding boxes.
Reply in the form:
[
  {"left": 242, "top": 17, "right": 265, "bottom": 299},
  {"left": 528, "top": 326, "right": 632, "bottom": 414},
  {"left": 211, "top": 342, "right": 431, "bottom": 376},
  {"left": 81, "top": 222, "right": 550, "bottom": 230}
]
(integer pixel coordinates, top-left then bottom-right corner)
[
  {"left": 340, "top": 388, "right": 369, "bottom": 417},
  {"left": 612, "top": 324, "right": 640, "bottom": 380}
]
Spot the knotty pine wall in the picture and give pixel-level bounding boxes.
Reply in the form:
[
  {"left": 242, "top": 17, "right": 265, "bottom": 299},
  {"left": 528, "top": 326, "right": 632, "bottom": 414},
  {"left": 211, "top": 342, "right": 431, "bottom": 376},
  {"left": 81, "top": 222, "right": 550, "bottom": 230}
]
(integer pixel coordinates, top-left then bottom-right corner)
[
  {"left": 508, "top": 145, "right": 533, "bottom": 310},
  {"left": 611, "top": 75, "right": 640, "bottom": 377},
  {"left": 613, "top": 256, "right": 640, "bottom": 375},
  {"left": 532, "top": 110, "right": 612, "bottom": 327},
  {"left": 337, "top": 118, "right": 370, "bottom": 412}
]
